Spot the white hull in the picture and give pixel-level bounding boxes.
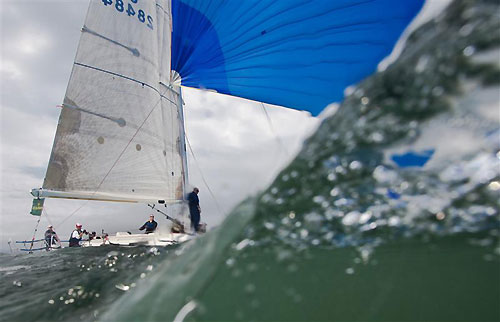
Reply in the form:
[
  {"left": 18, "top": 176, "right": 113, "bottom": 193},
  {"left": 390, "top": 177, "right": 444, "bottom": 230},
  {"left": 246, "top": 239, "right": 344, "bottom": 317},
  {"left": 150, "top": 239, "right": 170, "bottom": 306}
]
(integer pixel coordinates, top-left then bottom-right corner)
[{"left": 81, "top": 232, "right": 195, "bottom": 247}]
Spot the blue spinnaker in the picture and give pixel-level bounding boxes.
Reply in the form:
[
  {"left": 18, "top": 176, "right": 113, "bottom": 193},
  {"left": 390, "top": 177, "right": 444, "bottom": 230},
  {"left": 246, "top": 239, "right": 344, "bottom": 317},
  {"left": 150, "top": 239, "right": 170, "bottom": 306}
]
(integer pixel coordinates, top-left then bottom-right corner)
[{"left": 172, "top": 0, "right": 424, "bottom": 115}]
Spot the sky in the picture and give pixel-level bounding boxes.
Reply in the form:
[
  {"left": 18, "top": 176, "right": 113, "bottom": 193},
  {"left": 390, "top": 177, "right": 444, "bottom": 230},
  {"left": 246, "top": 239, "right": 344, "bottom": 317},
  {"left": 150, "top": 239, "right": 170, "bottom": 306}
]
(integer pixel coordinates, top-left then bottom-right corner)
[{"left": 0, "top": 0, "right": 451, "bottom": 252}]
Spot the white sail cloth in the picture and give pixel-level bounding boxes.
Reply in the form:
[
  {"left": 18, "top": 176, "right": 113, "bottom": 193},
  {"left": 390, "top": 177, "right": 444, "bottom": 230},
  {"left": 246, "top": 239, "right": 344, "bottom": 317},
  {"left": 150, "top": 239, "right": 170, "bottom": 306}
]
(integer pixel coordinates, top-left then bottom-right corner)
[{"left": 43, "top": 0, "right": 187, "bottom": 203}]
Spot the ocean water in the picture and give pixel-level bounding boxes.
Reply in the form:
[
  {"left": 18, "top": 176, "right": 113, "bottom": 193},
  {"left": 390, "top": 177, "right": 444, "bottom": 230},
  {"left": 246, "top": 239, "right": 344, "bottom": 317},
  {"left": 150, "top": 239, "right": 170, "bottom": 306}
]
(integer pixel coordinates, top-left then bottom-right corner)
[{"left": 2, "top": 0, "right": 500, "bottom": 321}]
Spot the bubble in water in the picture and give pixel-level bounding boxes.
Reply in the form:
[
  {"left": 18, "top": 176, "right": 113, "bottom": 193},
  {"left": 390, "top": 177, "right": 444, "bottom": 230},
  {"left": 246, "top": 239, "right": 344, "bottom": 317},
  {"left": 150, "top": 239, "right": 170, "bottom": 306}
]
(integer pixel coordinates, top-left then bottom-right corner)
[
  {"left": 244, "top": 283, "right": 256, "bottom": 293},
  {"left": 226, "top": 258, "right": 235, "bottom": 267},
  {"left": 463, "top": 45, "right": 476, "bottom": 56},
  {"left": 432, "top": 86, "right": 444, "bottom": 96},
  {"left": 459, "top": 24, "right": 474, "bottom": 36},
  {"left": 48, "top": 299, "right": 54, "bottom": 305},
  {"left": 388, "top": 216, "right": 401, "bottom": 226},
  {"left": 436, "top": 212, "right": 446, "bottom": 220},
  {"left": 488, "top": 181, "right": 500, "bottom": 191},
  {"left": 330, "top": 187, "right": 340, "bottom": 197},
  {"left": 115, "top": 284, "right": 130, "bottom": 291},
  {"left": 235, "top": 239, "right": 251, "bottom": 251},
  {"left": 346, "top": 268, "right": 355, "bottom": 275},
  {"left": 370, "top": 132, "right": 384, "bottom": 143},
  {"left": 264, "top": 222, "right": 275, "bottom": 230},
  {"left": 349, "top": 160, "right": 362, "bottom": 170},
  {"left": 342, "top": 211, "right": 361, "bottom": 226},
  {"left": 359, "top": 212, "right": 372, "bottom": 224}
]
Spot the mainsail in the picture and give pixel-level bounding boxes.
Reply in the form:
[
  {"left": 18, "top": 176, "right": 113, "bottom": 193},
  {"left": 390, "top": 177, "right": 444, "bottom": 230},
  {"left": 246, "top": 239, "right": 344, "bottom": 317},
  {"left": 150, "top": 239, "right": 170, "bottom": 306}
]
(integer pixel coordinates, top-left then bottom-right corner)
[
  {"left": 36, "top": 0, "right": 187, "bottom": 203},
  {"left": 33, "top": 0, "right": 423, "bottom": 205}
]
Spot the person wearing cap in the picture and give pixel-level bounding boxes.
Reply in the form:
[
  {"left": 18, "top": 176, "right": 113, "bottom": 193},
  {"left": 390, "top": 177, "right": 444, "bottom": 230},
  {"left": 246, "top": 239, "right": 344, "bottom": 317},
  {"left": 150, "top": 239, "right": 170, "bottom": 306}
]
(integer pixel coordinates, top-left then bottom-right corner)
[
  {"left": 44, "top": 225, "right": 59, "bottom": 250},
  {"left": 139, "top": 215, "right": 158, "bottom": 234},
  {"left": 69, "top": 223, "right": 87, "bottom": 247},
  {"left": 187, "top": 187, "right": 201, "bottom": 232}
]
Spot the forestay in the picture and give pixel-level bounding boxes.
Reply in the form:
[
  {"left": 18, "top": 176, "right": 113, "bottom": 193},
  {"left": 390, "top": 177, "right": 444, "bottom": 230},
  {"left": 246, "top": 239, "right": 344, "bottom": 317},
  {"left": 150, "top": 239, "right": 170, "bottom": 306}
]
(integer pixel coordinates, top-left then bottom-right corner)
[{"left": 41, "top": 0, "right": 187, "bottom": 203}]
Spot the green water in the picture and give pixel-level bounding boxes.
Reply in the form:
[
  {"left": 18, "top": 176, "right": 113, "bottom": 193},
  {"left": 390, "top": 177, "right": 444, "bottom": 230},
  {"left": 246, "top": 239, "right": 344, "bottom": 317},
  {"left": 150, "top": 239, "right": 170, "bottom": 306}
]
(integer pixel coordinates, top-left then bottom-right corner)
[{"left": 194, "top": 233, "right": 499, "bottom": 321}]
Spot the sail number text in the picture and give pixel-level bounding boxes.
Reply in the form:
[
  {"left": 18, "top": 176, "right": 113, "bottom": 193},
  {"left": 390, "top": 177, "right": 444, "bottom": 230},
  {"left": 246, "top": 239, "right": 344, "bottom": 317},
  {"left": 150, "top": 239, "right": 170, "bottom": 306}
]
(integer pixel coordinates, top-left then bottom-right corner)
[{"left": 101, "top": 0, "right": 154, "bottom": 30}]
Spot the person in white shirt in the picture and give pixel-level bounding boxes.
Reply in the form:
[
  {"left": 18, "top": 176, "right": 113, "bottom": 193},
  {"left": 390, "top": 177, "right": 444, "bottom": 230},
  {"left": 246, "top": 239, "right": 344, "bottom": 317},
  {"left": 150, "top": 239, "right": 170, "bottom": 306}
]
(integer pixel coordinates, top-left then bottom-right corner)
[{"left": 69, "top": 223, "right": 87, "bottom": 247}]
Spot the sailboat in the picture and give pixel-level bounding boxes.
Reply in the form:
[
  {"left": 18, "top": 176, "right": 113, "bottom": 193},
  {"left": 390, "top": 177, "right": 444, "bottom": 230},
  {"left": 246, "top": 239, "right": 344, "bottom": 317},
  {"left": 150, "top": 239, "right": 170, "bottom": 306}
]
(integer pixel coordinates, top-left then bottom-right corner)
[
  {"left": 28, "top": 0, "right": 423, "bottom": 247},
  {"left": 30, "top": 0, "right": 193, "bottom": 247}
]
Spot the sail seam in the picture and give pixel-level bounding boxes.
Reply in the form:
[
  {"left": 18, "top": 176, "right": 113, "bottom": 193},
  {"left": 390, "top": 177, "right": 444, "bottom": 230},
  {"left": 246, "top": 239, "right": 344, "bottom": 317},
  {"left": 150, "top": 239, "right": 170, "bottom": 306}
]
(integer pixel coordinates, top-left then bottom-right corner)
[{"left": 74, "top": 62, "right": 176, "bottom": 105}]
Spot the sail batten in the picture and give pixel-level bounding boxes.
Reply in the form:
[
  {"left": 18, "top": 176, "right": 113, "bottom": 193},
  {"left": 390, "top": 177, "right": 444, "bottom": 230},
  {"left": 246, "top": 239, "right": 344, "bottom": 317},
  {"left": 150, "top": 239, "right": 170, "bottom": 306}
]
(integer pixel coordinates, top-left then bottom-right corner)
[{"left": 43, "top": 0, "right": 186, "bottom": 203}]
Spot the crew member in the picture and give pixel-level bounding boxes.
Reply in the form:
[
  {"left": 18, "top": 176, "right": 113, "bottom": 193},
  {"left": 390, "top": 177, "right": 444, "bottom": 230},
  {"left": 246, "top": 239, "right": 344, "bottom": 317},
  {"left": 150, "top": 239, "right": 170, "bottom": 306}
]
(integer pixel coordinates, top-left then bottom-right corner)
[
  {"left": 44, "top": 225, "right": 59, "bottom": 250},
  {"left": 139, "top": 215, "right": 158, "bottom": 234},
  {"left": 187, "top": 187, "right": 201, "bottom": 232},
  {"left": 69, "top": 223, "right": 87, "bottom": 247}
]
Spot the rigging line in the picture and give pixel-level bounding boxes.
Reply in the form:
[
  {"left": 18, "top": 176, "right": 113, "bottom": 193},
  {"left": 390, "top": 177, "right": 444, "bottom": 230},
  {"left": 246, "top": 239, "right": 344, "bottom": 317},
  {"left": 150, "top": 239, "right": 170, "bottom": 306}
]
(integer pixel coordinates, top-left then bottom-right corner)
[
  {"left": 260, "top": 102, "right": 289, "bottom": 158},
  {"left": 29, "top": 214, "right": 43, "bottom": 253},
  {"left": 185, "top": 134, "right": 225, "bottom": 217},
  {"left": 57, "top": 88, "right": 169, "bottom": 227}
]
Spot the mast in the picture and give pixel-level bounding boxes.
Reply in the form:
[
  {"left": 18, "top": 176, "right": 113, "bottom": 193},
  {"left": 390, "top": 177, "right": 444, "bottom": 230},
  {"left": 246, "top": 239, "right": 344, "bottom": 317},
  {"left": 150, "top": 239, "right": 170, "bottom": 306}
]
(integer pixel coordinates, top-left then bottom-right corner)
[{"left": 177, "top": 86, "right": 189, "bottom": 198}]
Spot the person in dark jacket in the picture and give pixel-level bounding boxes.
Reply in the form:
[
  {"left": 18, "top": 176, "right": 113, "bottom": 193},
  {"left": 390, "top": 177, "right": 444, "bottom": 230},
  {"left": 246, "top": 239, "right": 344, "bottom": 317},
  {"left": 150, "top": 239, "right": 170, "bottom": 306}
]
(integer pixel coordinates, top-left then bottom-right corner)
[
  {"left": 187, "top": 187, "right": 201, "bottom": 232},
  {"left": 44, "top": 225, "right": 59, "bottom": 250},
  {"left": 139, "top": 215, "right": 158, "bottom": 234}
]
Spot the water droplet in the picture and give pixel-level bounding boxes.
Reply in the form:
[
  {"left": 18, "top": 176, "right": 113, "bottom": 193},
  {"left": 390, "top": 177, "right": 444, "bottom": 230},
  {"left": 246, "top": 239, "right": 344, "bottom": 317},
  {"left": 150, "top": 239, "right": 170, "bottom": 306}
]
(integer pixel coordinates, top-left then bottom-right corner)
[
  {"left": 226, "top": 258, "right": 235, "bottom": 267},
  {"left": 432, "top": 86, "right": 444, "bottom": 96},
  {"left": 488, "top": 181, "right": 500, "bottom": 191},
  {"left": 115, "top": 284, "right": 130, "bottom": 291},
  {"left": 349, "top": 160, "right": 362, "bottom": 170},
  {"left": 244, "top": 283, "right": 256, "bottom": 293},
  {"left": 235, "top": 239, "right": 251, "bottom": 251},
  {"left": 459, "top": 24, "right": 474, "bottom": 37},
  {"left": 342, "top": 211, "right": 360, "bottom": 226},
  {"left": 264, "top": 222, "right": 275, "bottom": 230},
  {"left": 329, "top": 188, "right": 339, "bottom": 197},
  {"left": 370, "top": 132, "right": 384, "bottom": 143},
  {"left": 463, "top": 45, "right": 475, "bottom": 56}
]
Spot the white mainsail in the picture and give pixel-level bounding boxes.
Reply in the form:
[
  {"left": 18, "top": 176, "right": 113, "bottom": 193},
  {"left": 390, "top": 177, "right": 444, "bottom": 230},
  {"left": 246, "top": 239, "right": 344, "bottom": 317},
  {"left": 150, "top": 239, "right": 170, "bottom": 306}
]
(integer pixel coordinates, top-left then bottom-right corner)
[{"left": 35, "top": 0, "right": 187, "bottom": 203}]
